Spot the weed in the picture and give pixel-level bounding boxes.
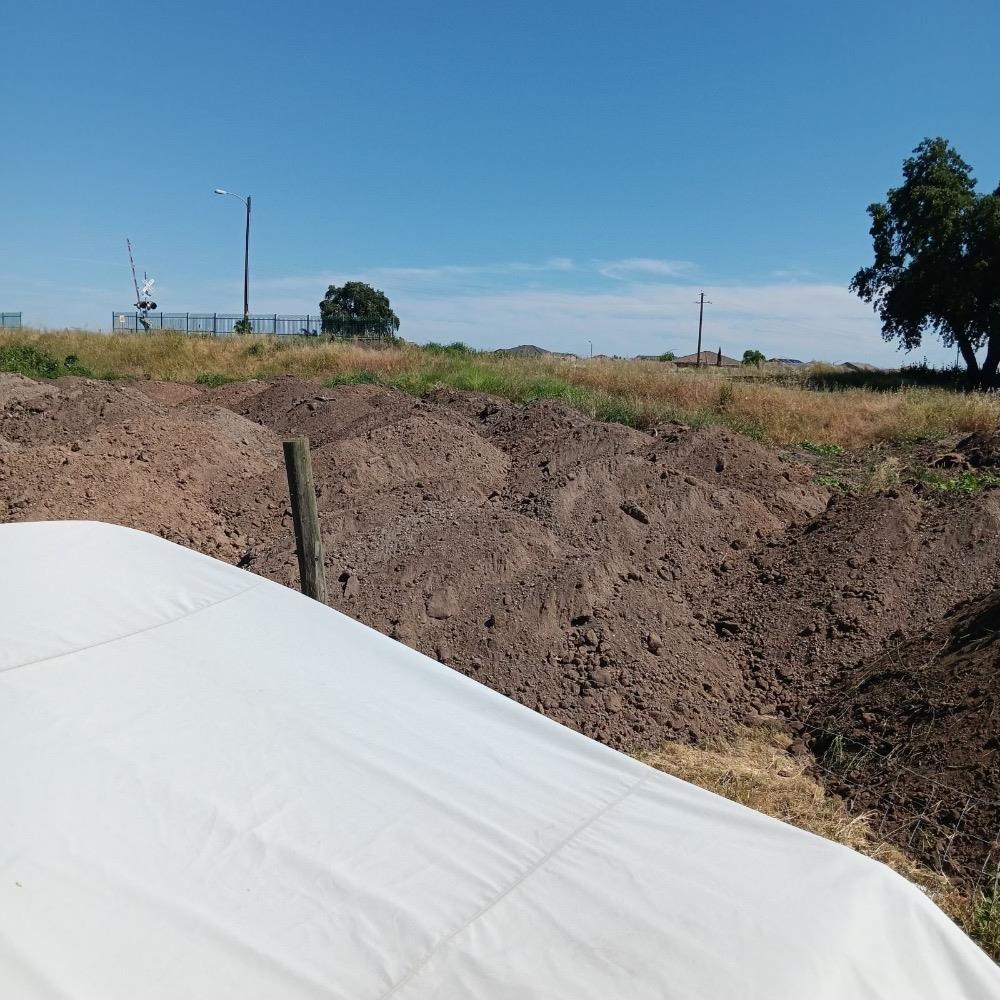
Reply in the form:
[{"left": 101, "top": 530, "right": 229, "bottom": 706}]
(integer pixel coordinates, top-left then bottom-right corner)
[
  {"left": 860, "top": 457, "right": 902, "bottom": 493},
  {"left": 913, "top": 468, "right": 1000, "bottom": 493},
  {"left": 969, "top": 872, "right": 1000, "bottom": 959},
  {"left": 716, "top": 381, "right": 734, "bottom": 412},
  {"left": 324, "top": 369, "right": 382, "bottom": 387},
  {"left": 815, "top": 473, "right": 853, "bottom": 492},
  {"left": 194, "top": 372, "right": 238, "bottom": 387},
  {"left": 800, "top": 440, "right": 846, "bottom": 456}
]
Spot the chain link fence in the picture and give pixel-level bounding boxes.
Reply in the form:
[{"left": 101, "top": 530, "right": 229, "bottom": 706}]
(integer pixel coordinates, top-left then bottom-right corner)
[{"left": 111, "top": 313, "right": 398, "bottom": 339}]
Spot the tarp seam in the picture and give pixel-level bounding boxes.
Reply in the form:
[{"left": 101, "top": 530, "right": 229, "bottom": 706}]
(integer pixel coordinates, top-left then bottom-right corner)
[
  {"left": 378, "top": 772, "right": 651, "bottom": 998},
  {"left": 0, "top": 581, "right": 265, "bottom": 675}
]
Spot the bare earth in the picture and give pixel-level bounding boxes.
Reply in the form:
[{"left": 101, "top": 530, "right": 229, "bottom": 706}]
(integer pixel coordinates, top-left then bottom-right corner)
[{"left": 2, "top": 372, "right": 998, "bottom": 882}]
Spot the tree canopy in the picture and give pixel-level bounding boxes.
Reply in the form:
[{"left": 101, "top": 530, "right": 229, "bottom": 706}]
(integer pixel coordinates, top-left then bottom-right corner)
[
  {"left": 851, "top": 138, "right": 1000, "bottom": 383},
  {"left": 742, "top": 349, "right": 765, "bottom": 367},
  {"left": 319, "top": 281, "right": 400, "bottom": 339}
]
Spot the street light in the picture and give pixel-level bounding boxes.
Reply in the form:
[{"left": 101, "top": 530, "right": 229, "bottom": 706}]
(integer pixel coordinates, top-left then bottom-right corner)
[{"left": 214, "top": 188, "right": 251, "bottom": 326}]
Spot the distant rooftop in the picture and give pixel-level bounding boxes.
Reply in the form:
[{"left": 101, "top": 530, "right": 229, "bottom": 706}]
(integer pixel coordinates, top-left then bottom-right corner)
[
  {"left": 494, "top": 344, "right": 578, "bottom": 359},
  {"left": 673, "top": 350, "right": 741, "bottom": 367}
]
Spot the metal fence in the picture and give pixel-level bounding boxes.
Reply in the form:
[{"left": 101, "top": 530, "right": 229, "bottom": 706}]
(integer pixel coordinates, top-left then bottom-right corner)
[
  {"left": 111, "top": 313, "right": 397, "bottom": 339},
  {"left": 0, "top": 312, "right": 21, "bottom": 328}
]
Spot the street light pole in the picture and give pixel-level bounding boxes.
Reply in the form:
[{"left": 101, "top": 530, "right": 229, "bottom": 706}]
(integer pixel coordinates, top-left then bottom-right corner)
[
  {"left": 242, "top": 195, "right": 251, "bottom": 323},
  {"left": 214, "top": 188, "right": 251, "bottom": 326}
]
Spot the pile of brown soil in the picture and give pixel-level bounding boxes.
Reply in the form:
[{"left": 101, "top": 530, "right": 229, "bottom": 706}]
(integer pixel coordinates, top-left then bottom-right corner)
[
  {"left": 2, "top": 371, "right": 998, "bottom": 881},
  {"left": 710, "top": 488, "right": 1000, "bottom": 718},
  {"left": 813, "top": 592, "right": 1000, "bottom": 884},
  {"left": 211, "top": 380, "right": 829, "bottom": 747}
]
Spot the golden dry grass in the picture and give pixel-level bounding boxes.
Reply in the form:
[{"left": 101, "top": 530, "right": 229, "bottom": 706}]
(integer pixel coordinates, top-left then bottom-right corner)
[
  {"left": 639, "top": 728, "right": 998, "bottom": 961},
  {"left": 3, "top": 329, "right": 999, "bottom": 448}
]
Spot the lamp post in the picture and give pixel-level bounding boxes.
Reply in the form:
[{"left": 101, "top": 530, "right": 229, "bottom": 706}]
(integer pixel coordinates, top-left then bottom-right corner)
[{"left": 214, "top": 188, "right": 251, "bottom": 326}]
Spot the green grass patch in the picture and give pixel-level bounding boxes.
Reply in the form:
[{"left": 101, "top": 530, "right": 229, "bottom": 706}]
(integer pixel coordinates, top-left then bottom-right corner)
[
  {"left": 815, "top": 473, "right": 854, "bottom": 492},
  {"left": 194, "top": 372, "right": 239, "bottom": 387},
  {"left": 969, "top": 873, "right": 1000, "bottom": 960},
  {"left": 324, "top": 369, "right": 382, "bottom": 387},
  {"left": 0, "top": 343, "right": 94, "bottom": 379},
  {"left": 917, "top": 469, "right": 1000, "bottom": 493},
  {"left": 800, "top": 440, "right": 846, "bottom": 456}
]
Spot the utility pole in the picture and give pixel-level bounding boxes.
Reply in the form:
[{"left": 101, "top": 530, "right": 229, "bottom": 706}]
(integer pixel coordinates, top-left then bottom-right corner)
[{"left": 695, "top": 291, "right": 712, "bottom": 367}]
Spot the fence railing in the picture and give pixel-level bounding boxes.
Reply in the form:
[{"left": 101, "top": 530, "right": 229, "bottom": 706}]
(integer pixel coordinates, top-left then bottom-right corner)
[
  {"left": 0, "top": 312, "right": 21, "bottom": 328},
  {"left": 112, "top": 313, "right": 397, "bottom": 339}
]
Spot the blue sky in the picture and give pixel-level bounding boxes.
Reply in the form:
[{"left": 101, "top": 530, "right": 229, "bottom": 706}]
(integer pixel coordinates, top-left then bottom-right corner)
[{"left": 1, "top": 0, "right": 997, "bottom": 363}]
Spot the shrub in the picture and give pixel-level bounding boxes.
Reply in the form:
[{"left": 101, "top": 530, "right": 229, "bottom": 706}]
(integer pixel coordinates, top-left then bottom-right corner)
[
  {"left": 0, "top": 344, "right": 93, "bottom": 379},
  {"left": 422, "top": 341, "right": 474, "bottom": 356}
]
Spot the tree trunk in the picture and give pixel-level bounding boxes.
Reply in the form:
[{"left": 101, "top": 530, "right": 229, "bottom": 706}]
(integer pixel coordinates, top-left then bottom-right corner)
[
  {"left": 957, "top": 335, "right": 980, "bottom": 375},
  {"left": 979, "top": 332, "right": 1000, "bottom": 388}
]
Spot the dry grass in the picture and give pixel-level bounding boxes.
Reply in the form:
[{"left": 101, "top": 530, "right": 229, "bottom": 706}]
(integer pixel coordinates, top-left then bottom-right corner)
[
  {"left": 3, "top": 329, "right": 999, "bottom": 448},
  {"left": 639, "top": 728, "right": 999, "bottom": 961}
]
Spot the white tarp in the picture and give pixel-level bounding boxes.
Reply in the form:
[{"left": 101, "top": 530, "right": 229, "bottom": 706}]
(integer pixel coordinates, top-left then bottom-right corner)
[{"left": 1, "top": 520, "right": 997, "bottom": 999}]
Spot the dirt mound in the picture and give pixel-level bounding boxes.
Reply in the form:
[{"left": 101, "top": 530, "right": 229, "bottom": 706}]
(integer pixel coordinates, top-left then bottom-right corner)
[
  {"left": 136, "top": 381, "right": 205, "bottom": 407},
  {"left": 0, "top": 385, "right": 281, "bottom": 560},
  {"left": 0, "top": 372, "right": 52, "bottom": 408},
  {"left": 230, "top": 377, "right": 419, "bottom": 447},
  {"left": 191, "top": 385, "right": 832, "bottom": 747},
  {"left": 0, "top": 377, "right": 165, "bottom": 446},
  {"left": 709, "top": 488, "right": 1000, "bottom": 719},
  {"left": 813, "top": 592, "right": 1000, "bottom": 884},
  {"left": 955, "top": 429, "right": 1000, "bottom": 469}
]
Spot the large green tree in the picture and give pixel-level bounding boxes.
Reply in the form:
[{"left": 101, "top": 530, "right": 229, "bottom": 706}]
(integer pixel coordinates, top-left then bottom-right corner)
[
  {"left": 319, "top": 281, "right": 400, "bottom": 339},
  {"left": 851, "top": 138, "right": 1000, "bottom": 383}
]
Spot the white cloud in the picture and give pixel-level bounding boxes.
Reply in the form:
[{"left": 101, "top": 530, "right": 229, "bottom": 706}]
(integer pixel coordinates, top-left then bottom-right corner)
[
  {"left": 543, "top": 257, "right": 575, "bottom": 271},
  {"left": 597, "top": 258, "right": 694, "bottom": 281},
  {"left": 769, "top": 267, "right": 817, "bottom": 280}
]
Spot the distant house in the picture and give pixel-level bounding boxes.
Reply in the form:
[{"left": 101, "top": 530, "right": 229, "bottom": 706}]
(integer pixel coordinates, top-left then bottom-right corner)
[
  {"left": 494, "top": 344, "right": 578, "bottom": 360},
  {"left": 673, "top": 349, "right": 741, "bottom": 368},
  {"left": 841, "top": 361, "right": 880, "bottom": 372},
  {"left": 768, "top": 357, "right": 804, "bottom": 365}
]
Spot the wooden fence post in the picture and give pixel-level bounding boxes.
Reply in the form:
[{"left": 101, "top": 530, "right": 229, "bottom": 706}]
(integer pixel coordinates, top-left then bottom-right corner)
[{"left": 282, "top": 438, "right": 328, "bottom": 603}]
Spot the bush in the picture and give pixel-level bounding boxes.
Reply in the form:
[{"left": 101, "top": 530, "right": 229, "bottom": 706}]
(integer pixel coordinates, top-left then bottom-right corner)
[
  {"left": 423, "top": 341, "right": 474, "bottom": 356},
  {"left": 0, "top": 344, "right": 93, "bottom": 379}
]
